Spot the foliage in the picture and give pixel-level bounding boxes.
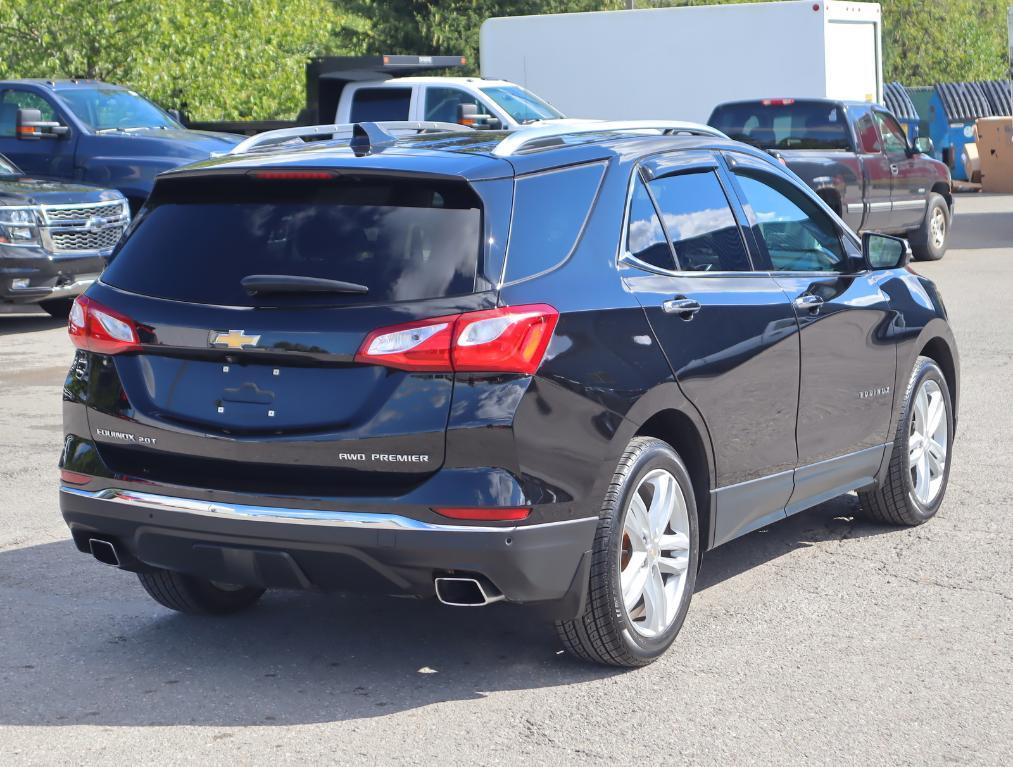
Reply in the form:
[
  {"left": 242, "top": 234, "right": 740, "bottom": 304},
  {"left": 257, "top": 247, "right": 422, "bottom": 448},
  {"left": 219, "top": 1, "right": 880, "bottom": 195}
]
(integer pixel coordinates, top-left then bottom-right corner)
[
  {"left": 0, "top": 0, "right": 362, "bottom": 120},
  {"left": 0, "top": 0, "right": 1008, "bottom": 120}
]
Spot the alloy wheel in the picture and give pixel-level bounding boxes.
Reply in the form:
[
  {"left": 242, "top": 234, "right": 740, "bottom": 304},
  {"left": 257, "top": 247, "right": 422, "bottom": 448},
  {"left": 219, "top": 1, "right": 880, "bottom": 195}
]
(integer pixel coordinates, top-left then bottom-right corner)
[
  {"left": 930, "top": 207, "right": 946, "bottom": 250},
  {"left": 909, "top": 378, "right": 948, "bottom": 505},
  {"left": 619, "top": 468, "right": 691, "bottom": 638}
]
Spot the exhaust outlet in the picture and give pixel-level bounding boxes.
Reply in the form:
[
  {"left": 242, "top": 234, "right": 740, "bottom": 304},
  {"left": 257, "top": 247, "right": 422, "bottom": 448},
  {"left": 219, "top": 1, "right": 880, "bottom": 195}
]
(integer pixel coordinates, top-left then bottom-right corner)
[
  {"left": 88, "top": 538, "right": 120, "bottom": 567},
  {"left": 434, "top": 576, "right": 504, "bottom": 607}
]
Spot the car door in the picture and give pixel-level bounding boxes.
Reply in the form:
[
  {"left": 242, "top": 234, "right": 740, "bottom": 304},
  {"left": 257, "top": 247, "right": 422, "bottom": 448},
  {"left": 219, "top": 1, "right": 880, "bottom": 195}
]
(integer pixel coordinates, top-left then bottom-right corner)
[
  {"left": 850, "top": 104, "right": 894, "bottom": 232},
  {"left": 619, "top": 151, "right": 801, "bottom": 546},
  {"left": 0, "top": 87, "right": 76, "bottom": 179},
  {"left": 724, "top": 151, "right": 898, "bottom": 514},
  {"left": 873, "top": 108, "right": 928, "bottom": 230}
]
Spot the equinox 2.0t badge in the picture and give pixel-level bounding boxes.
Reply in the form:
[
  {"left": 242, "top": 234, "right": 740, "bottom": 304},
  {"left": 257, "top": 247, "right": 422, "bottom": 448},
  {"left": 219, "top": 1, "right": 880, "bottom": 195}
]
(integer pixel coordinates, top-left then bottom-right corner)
[{"left": 210, "top": 329, "right": 261, "bottom": 350}]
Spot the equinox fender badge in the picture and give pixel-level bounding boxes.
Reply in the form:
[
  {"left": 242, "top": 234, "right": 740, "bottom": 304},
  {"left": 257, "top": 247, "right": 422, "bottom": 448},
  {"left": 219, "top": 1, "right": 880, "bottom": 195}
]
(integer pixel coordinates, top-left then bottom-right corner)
[{"left": 211, "top": 329, "right": 261, "bottom": 350}]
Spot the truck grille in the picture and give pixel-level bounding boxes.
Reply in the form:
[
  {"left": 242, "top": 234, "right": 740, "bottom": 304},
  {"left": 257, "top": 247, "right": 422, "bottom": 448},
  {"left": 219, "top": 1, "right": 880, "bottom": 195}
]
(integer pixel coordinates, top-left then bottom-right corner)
[
  {"left": 43, "top": 202, "right": 126, "bottom": 222},
  {"left": 48, "top": 226, "right": 125, "bottom": 252},
  {"left": 40, "top": 200, "right": 130, "bottom": 255}
]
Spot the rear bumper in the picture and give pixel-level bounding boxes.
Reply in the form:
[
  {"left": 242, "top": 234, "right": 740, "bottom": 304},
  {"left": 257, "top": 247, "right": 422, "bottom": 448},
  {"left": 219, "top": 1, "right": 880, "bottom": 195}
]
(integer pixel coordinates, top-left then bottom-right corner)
[{"left": 60, "top": 486, "right": 597, "bottom": 618}]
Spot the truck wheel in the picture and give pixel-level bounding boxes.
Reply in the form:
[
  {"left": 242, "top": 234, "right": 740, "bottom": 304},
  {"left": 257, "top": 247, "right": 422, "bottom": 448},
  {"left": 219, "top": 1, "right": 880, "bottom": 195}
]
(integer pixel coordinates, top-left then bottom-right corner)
[
  {"left": 137, "top": 569, "right": 265, "bottom": 615},
  {"left": 40, "top": 298, "right": 74, "bottom": 319},
  {"left": 859, "top": 357, "right": 953, "bottom": 526},
  {"left": 909, "top": 193, "right": 948, "bottom": 261},
  {"left": 555, "top": 437, "right": 699, "bottom": 667}
]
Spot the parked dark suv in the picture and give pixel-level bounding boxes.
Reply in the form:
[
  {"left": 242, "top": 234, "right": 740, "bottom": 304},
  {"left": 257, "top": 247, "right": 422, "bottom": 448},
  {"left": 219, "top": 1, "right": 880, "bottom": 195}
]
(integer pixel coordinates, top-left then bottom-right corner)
[{"left": 59, "top": 121, "right": 959, "bottom": 667}]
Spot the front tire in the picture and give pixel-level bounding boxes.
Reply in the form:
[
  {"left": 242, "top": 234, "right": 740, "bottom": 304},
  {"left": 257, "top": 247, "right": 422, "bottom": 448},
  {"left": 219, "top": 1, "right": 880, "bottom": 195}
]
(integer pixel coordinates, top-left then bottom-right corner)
[
  {"left": 909, "top": 193, "right": 948, "bottom": 261},
  {"left": 556, "top": 437, "right": 699, "bottom": 667},
  {"left": 138, "top": 569, "right": 265, "bottom": 615},
  {"left": 859, "top": 357, "right": 953, "bottom": 525}
]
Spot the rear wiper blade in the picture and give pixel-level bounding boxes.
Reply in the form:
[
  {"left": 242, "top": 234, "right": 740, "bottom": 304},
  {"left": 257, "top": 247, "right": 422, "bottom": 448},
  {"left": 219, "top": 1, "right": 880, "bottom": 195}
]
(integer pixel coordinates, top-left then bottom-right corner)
[{"left": 241, "top": 274, "right": 369, "bottom": 296}]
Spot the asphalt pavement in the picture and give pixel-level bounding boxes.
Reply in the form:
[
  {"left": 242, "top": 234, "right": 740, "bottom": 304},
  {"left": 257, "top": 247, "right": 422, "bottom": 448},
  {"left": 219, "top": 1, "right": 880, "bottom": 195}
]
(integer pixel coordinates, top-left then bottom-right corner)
[{"left": 0, "top": 194, "right": 1010, "bottom": 765}]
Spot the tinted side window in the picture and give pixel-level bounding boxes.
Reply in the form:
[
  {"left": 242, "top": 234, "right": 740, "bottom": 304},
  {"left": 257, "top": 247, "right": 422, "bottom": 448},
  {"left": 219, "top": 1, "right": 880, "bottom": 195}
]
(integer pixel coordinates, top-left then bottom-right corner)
[
  {"left": 873, "top": 111, "right": 908, "bottom": 156},
  {"left": 349, "top": 88, "right": 411, "bottom": 122},
  {"left": 424, "top": 87, "right": 489, "bottom": 123},
  {"left": 0, "top": 90, "right": 56, "bottom": 137},
  {"left": 649, "top": 171, "right": 751, "bottom": 272},
  {"left": 626, "top": 175, "right": 674, "bottom": 270},
  {"left": 503, "top": 163, "right": 605, "bottom": 283},
  {"left": 734, "top": 171, "right": 847, "bottom": 272}
]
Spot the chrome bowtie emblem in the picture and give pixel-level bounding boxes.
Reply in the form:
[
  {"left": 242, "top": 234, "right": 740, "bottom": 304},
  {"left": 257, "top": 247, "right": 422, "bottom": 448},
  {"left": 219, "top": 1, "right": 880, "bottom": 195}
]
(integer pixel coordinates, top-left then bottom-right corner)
[
  {"left": 86, "top": 215, "right": 108, "bottom": 229},
  {"left": 211, "top": 329, "right": 261, "bottom": 349}
]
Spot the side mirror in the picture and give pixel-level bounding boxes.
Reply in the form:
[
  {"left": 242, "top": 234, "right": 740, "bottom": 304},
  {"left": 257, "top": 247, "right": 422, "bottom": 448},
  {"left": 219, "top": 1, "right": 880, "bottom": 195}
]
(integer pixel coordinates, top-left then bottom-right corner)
[
  {"left": 166, "top": 108, "right": 183, "bottom": 124},
  {"left": 864, "top": 232, "right": 910, "bottom": 270},
  {"left": 914, "top": 136, "right": 934, "bottom": 155},
  {"left": 457, "top": 102, "right": 479, "bottom": 127},
  {"left": 16, "top": 108, "right": 69, "bottom": 140}
]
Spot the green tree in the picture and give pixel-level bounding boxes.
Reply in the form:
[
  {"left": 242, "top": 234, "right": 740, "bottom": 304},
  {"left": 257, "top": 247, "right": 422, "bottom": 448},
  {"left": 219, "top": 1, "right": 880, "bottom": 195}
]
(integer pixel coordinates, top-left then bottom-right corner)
[
  {"left": 335, "top": 1, "right": 624, "bottom": 71},
  {"left": 0, "top": 0, "right": 364, "bottom": 119}
]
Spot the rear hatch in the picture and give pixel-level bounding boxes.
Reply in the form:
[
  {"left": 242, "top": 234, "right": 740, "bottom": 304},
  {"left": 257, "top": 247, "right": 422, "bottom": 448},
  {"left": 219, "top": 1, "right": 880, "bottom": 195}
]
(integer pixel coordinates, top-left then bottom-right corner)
[{"left": 86, "top": 171, "right": 491, "bottom": 496}]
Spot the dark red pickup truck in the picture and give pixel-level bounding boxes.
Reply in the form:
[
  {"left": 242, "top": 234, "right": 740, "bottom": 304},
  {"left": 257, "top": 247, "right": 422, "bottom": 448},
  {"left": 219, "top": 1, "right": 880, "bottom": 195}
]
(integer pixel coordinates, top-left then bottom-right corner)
[{"left": 708, "top": 98, "right": 952, "bottom": 261}]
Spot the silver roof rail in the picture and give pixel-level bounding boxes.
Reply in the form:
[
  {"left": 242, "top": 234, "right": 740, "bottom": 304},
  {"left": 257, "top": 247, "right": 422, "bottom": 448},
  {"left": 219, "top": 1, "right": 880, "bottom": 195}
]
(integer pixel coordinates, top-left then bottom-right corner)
[
  {"left": 228, "top": 121, "right": 471, "bottom": 155},
  {"left": 491, "top": 120, "right": 728, "bottom": 157}
]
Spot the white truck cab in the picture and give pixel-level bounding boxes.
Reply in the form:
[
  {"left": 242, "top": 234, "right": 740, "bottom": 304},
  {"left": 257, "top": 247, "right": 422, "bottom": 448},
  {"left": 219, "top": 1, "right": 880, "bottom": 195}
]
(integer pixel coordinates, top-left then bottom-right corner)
[
  {"left": 302, "top": 55, "right": 572, "bottom": 131},
  {"left": 335, "top": 76, "right": 569, "bottom": 129}
]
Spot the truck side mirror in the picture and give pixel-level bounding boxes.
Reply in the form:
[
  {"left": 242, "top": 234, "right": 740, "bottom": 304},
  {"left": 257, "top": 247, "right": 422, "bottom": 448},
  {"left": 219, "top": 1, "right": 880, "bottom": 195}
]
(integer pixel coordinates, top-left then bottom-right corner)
[
  {"left": 914, "top": 136, "right": 934, "bottom": 155},
  {"left": 16, "top": 108, "right": 69, "bottom": 140},
  {"left": 457, "top": 103, "right": 479, "bottom": 127},
  {"left": 863, "top": 232, "right": 910, "bottom": 270}
]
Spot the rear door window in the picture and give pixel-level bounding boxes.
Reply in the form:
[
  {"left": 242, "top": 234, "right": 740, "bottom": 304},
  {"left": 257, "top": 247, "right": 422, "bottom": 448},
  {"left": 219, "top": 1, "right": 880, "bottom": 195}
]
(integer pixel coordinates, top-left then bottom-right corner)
[
  {"left": 626, "top": 175, "right": 675, "bottom": 270},
  {"left": 502, "top": 163, "right": 605, "bottom": 283},
  {"left": 102, "top": 176, "right": 482, "bottom": 306},
  {"left": 648, "top": 171, "right": 751, "bottom": 272},
  {"left": 349, "top": 88, "right": 411, "bottom": 122}
]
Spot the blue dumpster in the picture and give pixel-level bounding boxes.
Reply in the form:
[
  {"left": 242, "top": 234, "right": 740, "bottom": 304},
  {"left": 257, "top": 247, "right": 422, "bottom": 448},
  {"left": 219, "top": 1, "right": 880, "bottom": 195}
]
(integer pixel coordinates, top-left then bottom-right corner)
[
  {"left": 919, "top": 81, "right": 1012, "bottom": 181},
  {"left": 884, "top": 81, "right": 921, "bottom": 139}
]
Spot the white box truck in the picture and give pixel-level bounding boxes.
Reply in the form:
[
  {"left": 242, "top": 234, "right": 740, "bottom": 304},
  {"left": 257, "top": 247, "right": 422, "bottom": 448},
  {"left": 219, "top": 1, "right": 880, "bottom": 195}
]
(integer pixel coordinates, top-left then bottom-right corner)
[{"left": 480, "top": 0, "right": 883, "bottom": 124}]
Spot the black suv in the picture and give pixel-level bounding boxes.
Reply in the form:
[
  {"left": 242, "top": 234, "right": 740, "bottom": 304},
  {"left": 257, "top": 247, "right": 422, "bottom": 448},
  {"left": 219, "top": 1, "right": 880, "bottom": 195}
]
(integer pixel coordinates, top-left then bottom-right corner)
[{"left": 59, "top": 121, "right": 959, "bottom": 667}]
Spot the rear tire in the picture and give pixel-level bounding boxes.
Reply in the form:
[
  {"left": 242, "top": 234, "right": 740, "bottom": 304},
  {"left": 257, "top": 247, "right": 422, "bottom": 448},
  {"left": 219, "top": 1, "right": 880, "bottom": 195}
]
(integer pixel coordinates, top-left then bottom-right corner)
[
  {"left": 909, "top": 193, "right": 948, "bottom": 261},
  {"left": 859, "top": 357, "right": 953, "bottom": 526},
  {"left": 40, "top": 298, "right": 74, "bottom": 319},
  {"left": 137, "top": 569, "right": 265, "bottom": 615},
  {"left": 556, "top": 437, "right": 699, "bottom": 667}
]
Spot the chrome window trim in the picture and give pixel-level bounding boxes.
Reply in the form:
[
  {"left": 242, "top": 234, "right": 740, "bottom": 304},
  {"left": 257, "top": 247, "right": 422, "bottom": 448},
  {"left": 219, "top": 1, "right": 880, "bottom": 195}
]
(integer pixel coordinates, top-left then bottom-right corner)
[{"left": 61, "top": 486, "right": 595, "bottom": 533}]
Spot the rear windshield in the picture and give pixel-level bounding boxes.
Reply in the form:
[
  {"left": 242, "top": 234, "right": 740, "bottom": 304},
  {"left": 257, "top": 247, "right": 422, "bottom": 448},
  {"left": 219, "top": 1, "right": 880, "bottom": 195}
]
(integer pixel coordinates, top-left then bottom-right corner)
[
  {"left": 709, "top": 101, "right": 851, "bottom": 151},
  {"left": 103, "top": 176, "right": 482, "bottom": 306}
]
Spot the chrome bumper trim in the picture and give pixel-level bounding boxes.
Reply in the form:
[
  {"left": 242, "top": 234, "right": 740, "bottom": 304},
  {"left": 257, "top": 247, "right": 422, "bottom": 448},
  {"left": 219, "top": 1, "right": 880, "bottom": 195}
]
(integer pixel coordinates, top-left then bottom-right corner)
[{"left": 60, "top": 486, "right": 592, "bottom": 533}]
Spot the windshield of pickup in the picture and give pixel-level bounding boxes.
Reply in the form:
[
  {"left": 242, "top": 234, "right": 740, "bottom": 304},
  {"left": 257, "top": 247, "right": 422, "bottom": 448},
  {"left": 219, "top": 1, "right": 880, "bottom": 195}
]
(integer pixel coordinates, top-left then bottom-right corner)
[
  {"left": 709, "top": 101, "right": 851, "bottom": 151},
  {"left": 59, "top": 87, "right": 179, "bottom": 132},
  {"left": 480, "top": 85, "right": 563, "bottom": 123}
]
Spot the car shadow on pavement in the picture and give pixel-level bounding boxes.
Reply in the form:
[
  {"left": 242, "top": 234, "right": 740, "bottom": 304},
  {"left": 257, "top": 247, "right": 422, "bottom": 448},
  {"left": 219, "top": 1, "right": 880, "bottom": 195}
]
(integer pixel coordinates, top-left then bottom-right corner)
[
  {"left": 696, "top": 492, "right": 894, "bottom": 592},
  {"left": 0, "top": 494, "right": 898, "bottom": 728},
  {"left": 0, "top": 314, "right": 65, "bottom": 337}
]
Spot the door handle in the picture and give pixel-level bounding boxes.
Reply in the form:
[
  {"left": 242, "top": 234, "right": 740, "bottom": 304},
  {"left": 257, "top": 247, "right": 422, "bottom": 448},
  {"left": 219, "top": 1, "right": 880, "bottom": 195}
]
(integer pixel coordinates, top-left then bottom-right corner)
[
  {"left": 890, "top": 163, "right": 899, "bottom": 176},
  {"left": 662, "top": 297, "right": 702, "bottom": 318},
  {"left": 793, "top": 293, "right": 824, "bottom": 313}
]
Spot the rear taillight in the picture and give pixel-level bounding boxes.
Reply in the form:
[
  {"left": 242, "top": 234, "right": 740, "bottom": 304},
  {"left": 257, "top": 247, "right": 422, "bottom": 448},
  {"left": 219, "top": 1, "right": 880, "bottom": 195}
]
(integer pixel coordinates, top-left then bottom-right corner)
[
  {"left": 354, "top": 304, "right": 559, "bottom": 375},
  {"left": 67, "top": 295, "right": 141, "bottom": 355}
]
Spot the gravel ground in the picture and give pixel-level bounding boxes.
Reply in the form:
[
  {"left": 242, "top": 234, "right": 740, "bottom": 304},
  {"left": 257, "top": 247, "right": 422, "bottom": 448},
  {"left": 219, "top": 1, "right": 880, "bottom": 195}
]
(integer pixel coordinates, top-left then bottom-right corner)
[{"left": 0, "top": 194, "right": 1010, "bottom": 766}]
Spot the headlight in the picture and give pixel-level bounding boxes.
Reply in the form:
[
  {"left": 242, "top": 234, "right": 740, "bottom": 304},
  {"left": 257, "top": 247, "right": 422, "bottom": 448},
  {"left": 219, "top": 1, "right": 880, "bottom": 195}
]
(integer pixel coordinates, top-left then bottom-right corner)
[{"left": 0, "top": 207, "right": 41, "bottom": 247}]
